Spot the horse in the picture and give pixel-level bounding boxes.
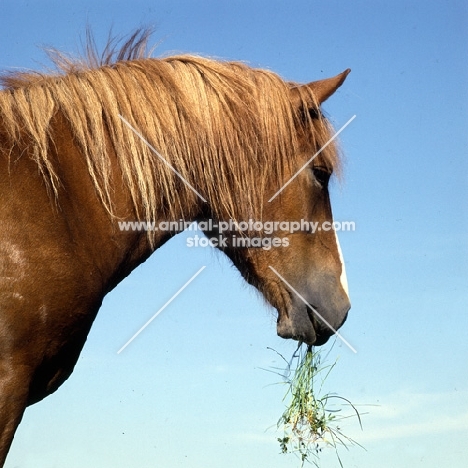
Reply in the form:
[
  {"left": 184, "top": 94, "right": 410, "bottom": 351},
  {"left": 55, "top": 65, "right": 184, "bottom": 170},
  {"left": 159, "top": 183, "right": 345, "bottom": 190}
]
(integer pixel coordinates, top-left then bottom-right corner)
[{"left": 0, "top": 29, "right": 350, "bottom": 465}]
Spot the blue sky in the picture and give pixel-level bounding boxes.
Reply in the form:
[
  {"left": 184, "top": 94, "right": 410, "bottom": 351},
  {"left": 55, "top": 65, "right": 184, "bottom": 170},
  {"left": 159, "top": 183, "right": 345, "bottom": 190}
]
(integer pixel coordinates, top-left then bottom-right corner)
[{"left": 1, "top": 1, "right": 467, "bottom": 467}]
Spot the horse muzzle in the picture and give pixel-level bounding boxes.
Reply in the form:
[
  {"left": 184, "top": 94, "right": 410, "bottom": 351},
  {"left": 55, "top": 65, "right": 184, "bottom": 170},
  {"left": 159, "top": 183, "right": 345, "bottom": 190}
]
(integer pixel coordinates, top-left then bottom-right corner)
[{"left": 276, "top": 300, "right": 350, "bottom": 346}]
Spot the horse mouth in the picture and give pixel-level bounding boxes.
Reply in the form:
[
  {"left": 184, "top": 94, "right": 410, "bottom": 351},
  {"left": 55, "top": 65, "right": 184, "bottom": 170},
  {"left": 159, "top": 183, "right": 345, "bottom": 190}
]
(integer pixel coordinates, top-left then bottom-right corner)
[
  {"left": 306, "top": 306, "right": 333, "bottom": 346},
  {"left": 309, "top": 330, "right": 331, "bottom": 346},
  {"left": 276, "top": 303, "right": 319, "bottom": 346},
  {"left": 276, "top": 302, "right": 343, "bottom": 346}
]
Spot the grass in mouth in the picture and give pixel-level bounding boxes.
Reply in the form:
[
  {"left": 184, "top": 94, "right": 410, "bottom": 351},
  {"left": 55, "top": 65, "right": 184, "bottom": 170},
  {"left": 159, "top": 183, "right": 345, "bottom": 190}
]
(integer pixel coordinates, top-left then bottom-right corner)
[{"left": 272, "top": 344, "right": 364, "bottom": 467}]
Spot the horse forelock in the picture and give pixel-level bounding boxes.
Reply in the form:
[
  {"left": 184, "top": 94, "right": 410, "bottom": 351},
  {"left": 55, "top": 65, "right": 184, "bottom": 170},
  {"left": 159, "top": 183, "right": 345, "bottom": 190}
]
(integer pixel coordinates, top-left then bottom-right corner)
[{"left": 0, "top": 30, "right": 340, "bottom": 242}]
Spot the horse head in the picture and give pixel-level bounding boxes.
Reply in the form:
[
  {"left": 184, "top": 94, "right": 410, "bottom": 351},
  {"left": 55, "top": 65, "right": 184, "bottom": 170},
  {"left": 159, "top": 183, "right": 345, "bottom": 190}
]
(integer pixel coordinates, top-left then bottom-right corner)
[{"left": 202, "top": 70, "right": 351, "bottom": 346}]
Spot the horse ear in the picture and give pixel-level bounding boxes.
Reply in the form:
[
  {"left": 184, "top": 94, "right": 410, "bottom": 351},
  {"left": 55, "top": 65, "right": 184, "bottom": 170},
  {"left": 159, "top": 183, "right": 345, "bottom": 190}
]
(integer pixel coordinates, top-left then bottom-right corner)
[{"left": 291, "top": 69, "right": 351, "bottom": 109}]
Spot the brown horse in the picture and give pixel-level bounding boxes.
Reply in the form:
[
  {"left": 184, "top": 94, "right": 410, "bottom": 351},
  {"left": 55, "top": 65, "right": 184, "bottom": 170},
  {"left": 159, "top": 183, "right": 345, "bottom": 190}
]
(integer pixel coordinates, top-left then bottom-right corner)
[{"left": 0, "top": 30, "right": 350, "bottom": 465}]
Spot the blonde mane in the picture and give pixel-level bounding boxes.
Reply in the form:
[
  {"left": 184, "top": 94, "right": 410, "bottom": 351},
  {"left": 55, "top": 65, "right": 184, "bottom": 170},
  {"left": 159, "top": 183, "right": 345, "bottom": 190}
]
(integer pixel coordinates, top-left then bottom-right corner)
[{"left": 0, "top": 30, "right": 339, "bottom": 239}]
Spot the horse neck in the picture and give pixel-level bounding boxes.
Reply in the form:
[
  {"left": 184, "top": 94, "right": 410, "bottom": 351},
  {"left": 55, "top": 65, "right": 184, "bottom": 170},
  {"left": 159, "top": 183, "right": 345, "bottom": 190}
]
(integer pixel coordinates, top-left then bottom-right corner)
[{"left": 49, "top": 111, "right": 197, "bottom": 295}]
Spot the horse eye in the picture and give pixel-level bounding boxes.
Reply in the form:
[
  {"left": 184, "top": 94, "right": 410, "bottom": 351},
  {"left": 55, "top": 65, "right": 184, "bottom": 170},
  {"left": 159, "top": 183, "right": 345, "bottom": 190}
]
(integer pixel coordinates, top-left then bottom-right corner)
[
  {"left": 308, "top": 107, "right": 321, "bottom": 120},
  {"left": 312, "top": 166, "right": 331, "bottom": 187}
]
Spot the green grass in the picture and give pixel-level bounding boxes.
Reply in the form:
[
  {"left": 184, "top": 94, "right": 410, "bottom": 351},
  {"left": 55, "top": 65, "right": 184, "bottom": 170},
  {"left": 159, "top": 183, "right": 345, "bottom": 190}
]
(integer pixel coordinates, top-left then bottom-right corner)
[{"left": 271, "top": 344, "right": 363, "bottom": 467}]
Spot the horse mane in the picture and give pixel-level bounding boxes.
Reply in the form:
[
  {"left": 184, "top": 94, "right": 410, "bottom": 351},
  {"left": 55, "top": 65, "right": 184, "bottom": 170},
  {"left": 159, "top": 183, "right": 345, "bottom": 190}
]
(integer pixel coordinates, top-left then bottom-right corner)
[{"left": 0, "top": 29, "right": 340, "bottom": 241}]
